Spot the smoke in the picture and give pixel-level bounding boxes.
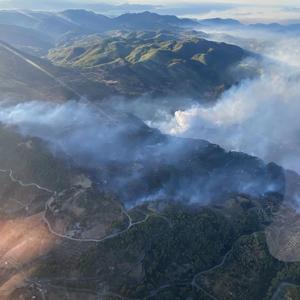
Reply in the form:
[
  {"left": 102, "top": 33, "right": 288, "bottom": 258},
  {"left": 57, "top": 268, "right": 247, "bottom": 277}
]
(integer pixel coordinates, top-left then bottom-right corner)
[
  {"left": 0, "top": 100, "right": 161, "bottom": 165},
  {"left": 157, "top": 28, "right": 300, "bottom": 174},
  {"left": 0, "top": 99, "right": 284, "bottom": 206},
  {"left": 0, "top": 26, "right": 295, "bottom": 206}
]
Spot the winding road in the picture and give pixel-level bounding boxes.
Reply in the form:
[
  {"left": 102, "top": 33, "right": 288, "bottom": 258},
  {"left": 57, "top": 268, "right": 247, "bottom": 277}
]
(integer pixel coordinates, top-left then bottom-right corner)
[
  {"left": 0, "top": 167, "right": 153, "bottom": 244},
  {"left": 0, "top": 166, "right": 230, "bottom": 300}
]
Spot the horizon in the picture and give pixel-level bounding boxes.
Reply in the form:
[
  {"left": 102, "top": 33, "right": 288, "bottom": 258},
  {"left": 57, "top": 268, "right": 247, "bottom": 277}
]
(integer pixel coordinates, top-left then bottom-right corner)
[{"left": 0, "top": 1, "right": 299, "bottom": 24}]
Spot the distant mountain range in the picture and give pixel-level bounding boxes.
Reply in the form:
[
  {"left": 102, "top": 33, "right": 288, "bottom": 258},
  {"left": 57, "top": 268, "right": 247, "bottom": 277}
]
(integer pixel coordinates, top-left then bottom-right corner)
[
  {"left": 0, "top": 0, "right": 156, "bottom": 12},
  {"left": 0, "top": 8, "right": 296, "bottom": 102},
  {"left": 0, "top": 9, "right": 298, "bottom": 45},
  {"left": 0, "top": 10, "right": 198, "bottom": 40},
  {"left": 0, "top": 1, "right": 236, "bottom": 16},
  {"left": 0, "top": 9, "right": 257, "bottom": 101}
]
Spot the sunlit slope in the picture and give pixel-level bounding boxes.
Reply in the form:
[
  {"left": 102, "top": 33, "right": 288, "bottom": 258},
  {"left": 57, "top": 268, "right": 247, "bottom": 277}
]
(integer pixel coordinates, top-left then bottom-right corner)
[{"left": 48, "top": 31, "right": 248, "bottom": 98}]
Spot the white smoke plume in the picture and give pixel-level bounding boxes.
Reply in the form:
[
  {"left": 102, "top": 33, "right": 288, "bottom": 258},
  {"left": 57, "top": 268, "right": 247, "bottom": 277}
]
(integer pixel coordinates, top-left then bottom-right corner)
[
  {"left": 0, "top": 99, "right": 284, "bottom": 206},
  {"left": 158, "top": 29, "right": 300, "bottom": 173}
]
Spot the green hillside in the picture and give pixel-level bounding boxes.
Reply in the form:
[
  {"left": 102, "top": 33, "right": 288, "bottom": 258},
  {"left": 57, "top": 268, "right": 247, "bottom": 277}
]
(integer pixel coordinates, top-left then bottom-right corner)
[
  {"left": 48, "top": 31, "right": 248, "bottom": 99},
  {"left": 0, "top": 115, "right": 298, "bottom": 300}
]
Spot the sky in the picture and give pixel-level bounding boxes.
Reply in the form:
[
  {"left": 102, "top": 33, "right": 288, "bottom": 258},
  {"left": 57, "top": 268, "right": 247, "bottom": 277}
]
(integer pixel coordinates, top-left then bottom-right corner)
[
  {"left": 186, "top": 5, "right": 300, "bottom": 23},
  {"left": 0, "top": 0, "right": 299, "bottom": 23},
  {"left": 87, "top": 0, "right": 300, "bottom": 5},
  {"left": 1, "top": 0, "right": 300, "bottom": 7}
]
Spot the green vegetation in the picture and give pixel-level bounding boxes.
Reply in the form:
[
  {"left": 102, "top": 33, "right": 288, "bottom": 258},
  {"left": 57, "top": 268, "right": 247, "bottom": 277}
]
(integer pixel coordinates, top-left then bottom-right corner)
[
  {"left": 48, "top": 31, "right": 248, "bottom": 99},
  {"left": 32, "top": 194, "right": 293, "bottom": 300}
]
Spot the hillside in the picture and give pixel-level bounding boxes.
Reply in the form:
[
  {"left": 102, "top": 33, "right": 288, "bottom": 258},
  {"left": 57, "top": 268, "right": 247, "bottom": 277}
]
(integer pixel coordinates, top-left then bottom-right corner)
[
  {"left": 48, "top": 31, "right": 248, "bottom": 99},
  {"left": 0, "top": 109, "right": 298, "bottom": 300},
  {"left": 0, "top": 7, "right": 298, "bottom": 300},
  {"left": 0, "top": 41, "right": 116, "bottom": 101},
  {"left": 0, "top": 24, "right": 53, "bottom": 55},
  {"left": 0, "top": 30, "right": 248, "bottom": 102},
  {"left": 0, "top": 41, "right": 78, "bottom": 100},
  {"left": 0, "top": 11, "right": 254, "bottom": 101}
]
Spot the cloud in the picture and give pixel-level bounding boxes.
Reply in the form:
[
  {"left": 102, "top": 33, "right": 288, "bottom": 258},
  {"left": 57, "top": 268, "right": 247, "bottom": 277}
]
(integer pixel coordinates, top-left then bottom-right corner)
[
  {"left": 0, "top": 0, "right": 156, "bottom": 12},
  {"left": 185, "top": 5, "right": 300, "bottom": 24}
]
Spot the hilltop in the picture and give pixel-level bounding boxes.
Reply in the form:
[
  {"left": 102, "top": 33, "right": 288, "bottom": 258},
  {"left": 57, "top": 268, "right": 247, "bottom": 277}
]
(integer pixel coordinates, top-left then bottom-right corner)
[
  {"left": 48, "top": 31, "right": 248, "bottom": 99},
  {"left": 0, "top": 10, "right": 198, "bottom": 40}
]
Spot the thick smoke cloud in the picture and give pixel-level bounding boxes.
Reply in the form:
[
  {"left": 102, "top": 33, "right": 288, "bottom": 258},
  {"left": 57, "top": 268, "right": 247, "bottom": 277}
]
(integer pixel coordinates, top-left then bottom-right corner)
[
  {"left": 0, "top": 26, "right": 294, "bottom": 206},
  {"left": 157, "top": 29, "right": 300, "bottom": 173},
  {"left": 0, "top": 100, "right": 283, "bottom": 206},
  {"left": 0, "top": 100, "right": 130, "bottom": 164}
]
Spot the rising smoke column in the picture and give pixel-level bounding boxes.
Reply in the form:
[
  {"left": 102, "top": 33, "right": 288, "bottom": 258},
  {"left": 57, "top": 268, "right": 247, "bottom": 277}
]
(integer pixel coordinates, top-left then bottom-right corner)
[{"left": 159, "top": 30, "right": 300, "bottom": 173}]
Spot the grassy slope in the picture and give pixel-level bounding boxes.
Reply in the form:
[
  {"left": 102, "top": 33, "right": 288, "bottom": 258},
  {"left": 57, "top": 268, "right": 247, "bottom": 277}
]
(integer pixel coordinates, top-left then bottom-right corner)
[{"left": 48, "top": 31, "right": 248, "bottom": 99}]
